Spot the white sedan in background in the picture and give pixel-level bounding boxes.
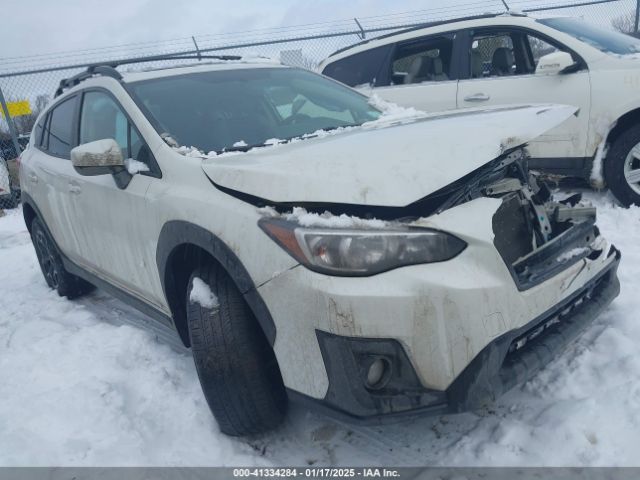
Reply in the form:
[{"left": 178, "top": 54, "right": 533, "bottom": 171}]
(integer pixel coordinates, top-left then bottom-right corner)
[{"left": 320, "top": 12, "right": 640, "bottom": 207}]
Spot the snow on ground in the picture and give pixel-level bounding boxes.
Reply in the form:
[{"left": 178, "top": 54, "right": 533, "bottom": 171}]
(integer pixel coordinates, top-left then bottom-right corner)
[{"left": 0, "top": 191, "right": 639, "bottom": 466}]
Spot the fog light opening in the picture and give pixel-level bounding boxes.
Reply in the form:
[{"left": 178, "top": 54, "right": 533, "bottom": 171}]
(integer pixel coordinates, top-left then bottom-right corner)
[{"left": 365, "top": 357, "right": 391, "bottom": 390}]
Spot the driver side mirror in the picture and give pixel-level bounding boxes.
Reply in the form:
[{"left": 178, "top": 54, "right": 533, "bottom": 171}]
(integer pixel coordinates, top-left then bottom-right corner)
[{"left": 536, "top": 51, "right": 579, "bottom": 75}]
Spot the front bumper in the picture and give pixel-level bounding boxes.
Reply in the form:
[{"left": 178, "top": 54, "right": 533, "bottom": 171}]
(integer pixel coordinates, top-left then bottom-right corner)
[
  {"left": 256, "top": 195, "right": 620, "bottom": 421},
  {"left": 291, "top": 248, "right": 620, "bottom": 423}
]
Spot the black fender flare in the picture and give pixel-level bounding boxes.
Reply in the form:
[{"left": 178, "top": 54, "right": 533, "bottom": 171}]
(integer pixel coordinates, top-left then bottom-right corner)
[
  {"left": 21, "top": 192, "right": 40, "bottom": 234},
  {"left": 156, "top": 220, "right": 277, "bottom": 346}
]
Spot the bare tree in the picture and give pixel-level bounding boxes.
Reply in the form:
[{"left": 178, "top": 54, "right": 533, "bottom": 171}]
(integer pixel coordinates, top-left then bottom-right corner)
[{"left": 612, "top": 10, "right": 640, "bottom": 38}]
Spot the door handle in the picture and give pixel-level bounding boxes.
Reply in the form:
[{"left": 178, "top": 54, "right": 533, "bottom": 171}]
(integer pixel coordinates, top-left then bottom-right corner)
[
  {"left": 464, "top": 93, "right": 491, "bottom": 102},
  {"left": 28, "top": 173, "right": 38, "bottom": 184},
  {"left": 68, "top": 182, "right": 82, "bottom": 195}
]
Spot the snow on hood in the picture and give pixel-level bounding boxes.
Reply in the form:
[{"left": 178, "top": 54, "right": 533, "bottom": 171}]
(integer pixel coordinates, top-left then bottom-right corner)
[{"left": 201, "top": 104, "right": 577, "bottom": 207}]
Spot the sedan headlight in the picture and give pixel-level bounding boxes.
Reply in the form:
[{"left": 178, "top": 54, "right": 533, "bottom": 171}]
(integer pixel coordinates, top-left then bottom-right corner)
[{"left": 259, "top": 218, "right": 467, "bottom": 276}]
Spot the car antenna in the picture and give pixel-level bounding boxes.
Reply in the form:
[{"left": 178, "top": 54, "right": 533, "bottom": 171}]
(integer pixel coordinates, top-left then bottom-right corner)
[{"left": 501, "top": 0, "right": 510, "bottom": 11}]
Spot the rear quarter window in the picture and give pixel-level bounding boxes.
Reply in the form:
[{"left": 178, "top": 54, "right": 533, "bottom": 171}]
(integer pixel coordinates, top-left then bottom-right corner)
[{"left": 322, "top": 45, "right": 392, "bottom": 87}]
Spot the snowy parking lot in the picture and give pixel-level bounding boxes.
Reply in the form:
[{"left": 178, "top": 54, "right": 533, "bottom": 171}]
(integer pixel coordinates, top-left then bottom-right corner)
[{"left": 1, "top": 191, "right": 639, "bottom": 466}]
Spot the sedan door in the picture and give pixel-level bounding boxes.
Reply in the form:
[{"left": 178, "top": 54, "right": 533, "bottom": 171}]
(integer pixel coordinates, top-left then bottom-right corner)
[{"left": 456, "top": 28, "right": 591, "bottom": 162}]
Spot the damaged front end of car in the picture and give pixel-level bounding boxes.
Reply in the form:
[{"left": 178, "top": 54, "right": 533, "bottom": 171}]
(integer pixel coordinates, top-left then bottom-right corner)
[
  {"left": 201, "top": 102, "right": 621, "bottom": 421},
  {"left": 439, "top": 147, "right": 612, "bottom": 291},
  {"left": 250, "top": 147, "right": 621, "bottom": 422}
]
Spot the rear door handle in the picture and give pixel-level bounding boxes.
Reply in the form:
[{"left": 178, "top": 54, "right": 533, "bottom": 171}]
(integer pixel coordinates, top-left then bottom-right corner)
[
  {"left": 464, "top": 93, "right": 491, "bottom": 102},
  {"left": 68, "top": 182, "right": 82, "bottom": 195},
  {"left": 28, "top": 173, "right": 38, "bottom": 184}
]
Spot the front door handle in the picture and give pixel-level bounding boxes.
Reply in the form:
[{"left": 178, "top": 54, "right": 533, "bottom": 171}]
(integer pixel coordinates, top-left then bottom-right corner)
[
  {"left": 68, "top": 182, "right": 82, "bottom": 195},
  {"left": 464, "top": 93, "right": 491, "bottom": 102}
]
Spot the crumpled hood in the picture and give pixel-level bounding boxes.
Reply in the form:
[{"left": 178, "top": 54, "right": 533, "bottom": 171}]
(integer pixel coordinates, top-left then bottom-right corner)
[{"left": 201, "top": 104, "right": 577, "bottom": 207}]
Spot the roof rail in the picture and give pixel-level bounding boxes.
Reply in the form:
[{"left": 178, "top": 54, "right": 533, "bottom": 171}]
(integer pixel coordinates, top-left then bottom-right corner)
[
  {"left": 55, "top": 65, "right": 122, "bottom": 97},
  {"left": 53, "top": 53, "right": 242, "bottom": 97},
  {"left": 327, "top": 12, "right": 528, "bottom": 58}
]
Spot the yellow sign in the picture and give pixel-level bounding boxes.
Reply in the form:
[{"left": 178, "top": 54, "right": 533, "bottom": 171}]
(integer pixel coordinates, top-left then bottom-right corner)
[{"left": 0, "top": 100, "right": 32, "bottom": 118}]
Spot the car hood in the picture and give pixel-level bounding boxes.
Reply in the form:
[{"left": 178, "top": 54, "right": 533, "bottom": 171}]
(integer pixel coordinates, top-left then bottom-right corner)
[{"left": 201, "top": 104, "right": 577, "bottom": 207}]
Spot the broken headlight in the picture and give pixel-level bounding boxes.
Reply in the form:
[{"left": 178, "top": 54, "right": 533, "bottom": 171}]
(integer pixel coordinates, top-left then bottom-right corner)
[{"left": 259, "top": 218, "right": 467, "bottom": 276}]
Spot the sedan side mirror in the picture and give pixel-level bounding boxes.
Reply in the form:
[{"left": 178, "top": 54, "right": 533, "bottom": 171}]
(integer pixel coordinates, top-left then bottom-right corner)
[{"left": 536, "top": 51, "right": 579, "bottom": 75}]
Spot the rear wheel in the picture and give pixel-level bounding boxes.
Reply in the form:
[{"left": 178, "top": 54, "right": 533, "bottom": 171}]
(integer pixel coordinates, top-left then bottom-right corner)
[
  {"left": 604, "top": 125, "right": 640, "bottom": 207},
  {"left": 186, "top": 263, "right": 287, "bottom": 436},
  {"left": 31, "top": 217, "right": 94, "bottom": 299}
]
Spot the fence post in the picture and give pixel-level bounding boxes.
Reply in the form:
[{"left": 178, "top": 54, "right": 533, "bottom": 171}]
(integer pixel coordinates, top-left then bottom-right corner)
[{"left": 0, "top": 85, "right": 22, "bottom": 159}]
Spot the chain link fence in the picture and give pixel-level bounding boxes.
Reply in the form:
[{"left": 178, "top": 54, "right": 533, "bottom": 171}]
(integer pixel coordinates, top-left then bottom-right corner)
[{"left": 0, "top": 0, "right": 637, "bottom": 209}]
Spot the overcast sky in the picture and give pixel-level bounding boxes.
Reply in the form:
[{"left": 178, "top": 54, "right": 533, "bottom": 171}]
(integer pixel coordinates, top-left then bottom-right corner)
[
  {"left": 1, "top": 0, "right": 476, "bottom": 59},
  {"left": 0, "top": 0, "right": 624, "bottom": 65}
]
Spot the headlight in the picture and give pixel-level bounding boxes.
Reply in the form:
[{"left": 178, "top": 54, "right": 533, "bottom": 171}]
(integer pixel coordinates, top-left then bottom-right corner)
[{"left": 259, "top": 218, "right": 467, "bottom": 276}]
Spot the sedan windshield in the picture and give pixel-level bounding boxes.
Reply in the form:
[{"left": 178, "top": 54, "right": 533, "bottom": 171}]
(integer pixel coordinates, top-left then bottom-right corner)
[
  {"left": 539, "top": 17, "right": 640, "bottom": 55},
  {"left": 129, "top": 67, "right": 381, "bottom": 153}
]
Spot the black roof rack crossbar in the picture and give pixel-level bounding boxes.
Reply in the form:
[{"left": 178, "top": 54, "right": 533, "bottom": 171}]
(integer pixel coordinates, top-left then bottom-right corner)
[
  {"left": 55, "top": 65, "right": 122, "bottom": 97},
  {"left": 54, "top": 53, "right": 243, "bottom": 97}
]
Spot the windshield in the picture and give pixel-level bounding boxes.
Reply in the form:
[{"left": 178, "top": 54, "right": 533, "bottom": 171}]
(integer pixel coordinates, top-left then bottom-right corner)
[
  {"left": 539, "top": 17, "right": 640, "bottom": 55},
  {"left": 129, "top": 67, "right": 381, "bottom": 153}
]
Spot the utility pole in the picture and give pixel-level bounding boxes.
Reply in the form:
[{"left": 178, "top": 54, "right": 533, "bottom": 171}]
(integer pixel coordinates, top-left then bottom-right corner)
[{"left": 636, "top": 0, "right": 640, "bottom": 34}]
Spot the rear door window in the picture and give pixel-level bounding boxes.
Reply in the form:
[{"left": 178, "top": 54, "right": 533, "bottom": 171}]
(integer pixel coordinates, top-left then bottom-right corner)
[
  {"left": 321, "top": 45, "right": 392, "bottom": 87},
  {"left": 390, "top": 35, "right": 455, "bottom": 85},
  {"left": 42, "top": 96, "right": 78, "bottom": 158}
]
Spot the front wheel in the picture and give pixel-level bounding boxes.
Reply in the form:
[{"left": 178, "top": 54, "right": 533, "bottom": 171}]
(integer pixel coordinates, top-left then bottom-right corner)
[
  {"left": 604, "top": 124, "right": 640, "bottom": 207},
  {"left": 186, "top": 264, "right": 287, "bottom": 436}
]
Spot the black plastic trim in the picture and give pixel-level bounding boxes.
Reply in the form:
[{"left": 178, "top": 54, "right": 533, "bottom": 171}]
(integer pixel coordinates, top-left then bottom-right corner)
[
  {"left": 156, "top": 221, "right": 277, "bottom": 345},
  {"left": 528, "top": 156, "right": 591, "bottom": 178},
  {"left": 313, "top": 331, "right": 447, "bottom": 422}
]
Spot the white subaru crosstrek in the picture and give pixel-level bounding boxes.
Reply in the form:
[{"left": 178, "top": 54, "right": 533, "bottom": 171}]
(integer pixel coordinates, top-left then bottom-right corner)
[
  {"left": 19, "top": 59, "right": 620, "bottom": 436},
  {"left": 319, "top": 12, "right": 640, "bottom": 207}
]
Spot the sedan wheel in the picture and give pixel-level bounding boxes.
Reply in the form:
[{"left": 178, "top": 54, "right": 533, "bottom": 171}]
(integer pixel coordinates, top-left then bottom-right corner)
[
  {"left": 623, "top": 143, "right": 640, "bottom": 196},
  {"left": 604, "top": 124, "right": 640, "bottom": 207}
]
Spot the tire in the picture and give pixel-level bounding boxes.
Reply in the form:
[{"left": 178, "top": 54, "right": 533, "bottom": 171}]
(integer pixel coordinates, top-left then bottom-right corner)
[
  {"left": 603, "top": 124, "right": 640, "bottom": 207},
  {"left": 186, "top": 264, "right": 287, "bottom": 436},
  {"left": 31, "top": 217, "right": 94, "bottom": 299}
]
